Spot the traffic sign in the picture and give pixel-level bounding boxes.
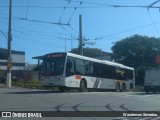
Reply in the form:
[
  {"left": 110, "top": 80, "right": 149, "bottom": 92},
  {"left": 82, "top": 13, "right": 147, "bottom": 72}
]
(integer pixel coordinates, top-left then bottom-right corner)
[{"left": 7, "top": 62, "right": 12, "bottom": 68}]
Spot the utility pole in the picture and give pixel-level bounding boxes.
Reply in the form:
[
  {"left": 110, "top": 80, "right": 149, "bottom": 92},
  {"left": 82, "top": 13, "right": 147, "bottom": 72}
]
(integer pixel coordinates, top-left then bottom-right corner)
[
  {"left": 7, "top": 0, "right": 12, "bottom": 87},
  {"left": 79, "top": 14, "right": 83, "bottom": 55}
]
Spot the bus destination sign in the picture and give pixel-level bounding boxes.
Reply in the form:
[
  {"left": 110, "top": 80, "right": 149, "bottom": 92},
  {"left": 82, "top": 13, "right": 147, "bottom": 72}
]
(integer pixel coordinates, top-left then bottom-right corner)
[{"left": 47, "top": 54, "right": 64, "bottom": 58}]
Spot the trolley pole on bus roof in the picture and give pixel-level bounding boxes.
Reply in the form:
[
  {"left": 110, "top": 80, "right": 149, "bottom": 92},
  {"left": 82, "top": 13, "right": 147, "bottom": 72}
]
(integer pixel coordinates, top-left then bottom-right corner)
[
  {"left": 79, "top": 14, "right": 83, "bottom": 56},
  {"left": 7, "top": 0, "right": 12, "bottom": 87}
]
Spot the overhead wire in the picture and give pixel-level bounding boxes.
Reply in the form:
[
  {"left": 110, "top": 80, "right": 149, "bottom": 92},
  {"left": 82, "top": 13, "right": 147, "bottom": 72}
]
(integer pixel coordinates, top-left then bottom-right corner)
[
  {"left": 67, "top": 0, "right": 86, "bottom": 24},
  {"left": 147, "top": 10, "right": 160, "bottom": 36},
  {"left": 16, "top": 17, "right": 70, "bottom": 25},
  {"left": 0, "top": 12, "right": 70, "bottom": 26},
  {"left": 0, "top": 30, "right": 7, "bottom": 40},
  {"left": 13, "top": 29, "right": 74, "bottom": 41},
  {"left": 1, "top": 7, "right": 160, "bottom": 42},
  {"left": 13, "top": 34, "right": 72, "bottom": 50},
  {"left": 59, "top": 0, "right": 71, "bottom": 23},
  {"left": 1, "top": 3, "right": 160, "bottom": 9},
  {"left": 147, "top": 0, "right": 160, "bottom": 36},
  {"left": 68, "top": 0, "right": 111, "bottom": 6},
  {"left": 0, "top": 16, "right": 77, "bottom": 42},
  {"left": 31, "top": 21, "right": 72, "bottom": 37},
  {"left": 0, "top": 20, "right": 78, "bottom": 51},
  {"left": 148, "top": 0, "right": 160, "bottom": 10},
  {"left": 68, "top": 25, "right": 79, "bottom": 36},
  {"left": 0, "top": 5, "right": 113, "bottom": 9},
  {"left": 2, "top": 1, "right": 160, "bottom": 50},
  {"left": 58, "top": 0, "right": 86, "bottom": 42},
  {"left": 0, "top": 12, "right": 74, "bottom": 38},
  {"left": 92, "top": 21, "right": 160, "bottom": 41}
]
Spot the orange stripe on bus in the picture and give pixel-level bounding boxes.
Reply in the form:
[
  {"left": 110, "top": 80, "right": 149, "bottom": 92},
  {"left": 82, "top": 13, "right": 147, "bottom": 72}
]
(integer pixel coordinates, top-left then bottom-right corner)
[{"left": 75, "top": 75, "right": 81, "bottom": 80}]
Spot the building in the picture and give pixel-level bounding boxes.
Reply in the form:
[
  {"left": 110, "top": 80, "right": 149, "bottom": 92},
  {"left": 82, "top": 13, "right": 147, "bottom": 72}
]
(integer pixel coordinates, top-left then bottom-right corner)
[{"left": 0, "top": 48, "right": 25, "bottom": 70}]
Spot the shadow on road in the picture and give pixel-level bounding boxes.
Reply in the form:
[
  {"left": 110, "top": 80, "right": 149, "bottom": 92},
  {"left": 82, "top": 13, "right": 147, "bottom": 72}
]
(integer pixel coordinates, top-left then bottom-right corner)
[
  {"left": 4, "top": 90, "right": 63, "bottom": 94},
  {"left": 131, "top": 92, "right": 160, "bottom": 95}
]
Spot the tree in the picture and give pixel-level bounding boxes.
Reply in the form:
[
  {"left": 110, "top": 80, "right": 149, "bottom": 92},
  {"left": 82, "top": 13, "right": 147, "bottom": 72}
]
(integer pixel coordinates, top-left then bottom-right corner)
[
  {"left": 70, "top": 47, "right": 110, "bottom": 58},
  {"left": 111, "top": 34, "right": 160, "bottom": 85}
]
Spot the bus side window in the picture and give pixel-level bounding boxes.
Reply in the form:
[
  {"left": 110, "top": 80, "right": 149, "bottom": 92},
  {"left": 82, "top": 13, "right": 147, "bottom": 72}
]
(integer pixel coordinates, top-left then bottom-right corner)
[
  {"left": 84, "top": 60, "right": 89, "bottom": 75},
  {"left": 67, "top": 60, "right": 72, "bottom": 68},
  {"left": 93, "top": 62, "right": 101, "bottom": 77},
  {"left": 75, "top": 58, "right": 85, "bottom": 75},
  {"left": 66, "top": 58, "right": 75, "bottom": 76},
  {"left": 85, "top": 61, "right": 93, "bottom": 76},
  {"left": 66, "top": 60, "right": 71, "bottom": 72}
]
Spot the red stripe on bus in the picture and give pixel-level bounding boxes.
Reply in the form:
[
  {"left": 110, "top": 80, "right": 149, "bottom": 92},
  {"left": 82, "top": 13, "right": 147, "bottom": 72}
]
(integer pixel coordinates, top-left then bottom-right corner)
[{"left": 75, "top": 75, "right": 81, "bottom": 80}]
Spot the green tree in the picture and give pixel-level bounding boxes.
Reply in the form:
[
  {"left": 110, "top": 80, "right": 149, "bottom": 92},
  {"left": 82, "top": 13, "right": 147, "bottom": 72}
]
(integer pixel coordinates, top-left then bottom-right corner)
[
  {"left": 111, "top": 35, "right": 160, "bottom": 85},
  {"left": 70, "top": 47, "right": 110, "bottom": 58}
]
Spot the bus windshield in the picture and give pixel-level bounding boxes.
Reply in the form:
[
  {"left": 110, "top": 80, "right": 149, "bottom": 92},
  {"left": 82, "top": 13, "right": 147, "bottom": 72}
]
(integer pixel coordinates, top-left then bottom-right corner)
[{"left": 42, "top": 54, "right": 66, "bottom": 76}]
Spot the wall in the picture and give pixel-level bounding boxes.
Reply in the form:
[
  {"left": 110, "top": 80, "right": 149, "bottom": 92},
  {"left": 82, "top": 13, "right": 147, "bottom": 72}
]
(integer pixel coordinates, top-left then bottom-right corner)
[
  {"left": 0, "top": 48, "right": 25, "bottom": 70},
  {"left": 0, "top": 70, "right": 39, "bottom": 81}
]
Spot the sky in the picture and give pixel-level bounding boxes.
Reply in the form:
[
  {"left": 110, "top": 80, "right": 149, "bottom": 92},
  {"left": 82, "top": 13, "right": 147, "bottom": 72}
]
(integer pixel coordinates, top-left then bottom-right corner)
[{"left": 1, "top": 0, "right": 160, "bottom": 64}]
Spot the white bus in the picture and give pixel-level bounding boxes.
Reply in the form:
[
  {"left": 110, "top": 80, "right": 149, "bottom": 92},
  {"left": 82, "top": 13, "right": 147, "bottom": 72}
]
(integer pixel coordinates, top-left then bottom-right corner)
[{"left": 40, "top": 52, "right": 135, "bottom": 92}]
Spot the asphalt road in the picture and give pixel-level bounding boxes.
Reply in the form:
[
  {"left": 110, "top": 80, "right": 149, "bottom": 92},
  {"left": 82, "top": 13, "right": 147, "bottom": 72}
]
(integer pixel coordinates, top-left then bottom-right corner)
[{"left": 0, "top": 87, "right": 160, "bottom": 120}]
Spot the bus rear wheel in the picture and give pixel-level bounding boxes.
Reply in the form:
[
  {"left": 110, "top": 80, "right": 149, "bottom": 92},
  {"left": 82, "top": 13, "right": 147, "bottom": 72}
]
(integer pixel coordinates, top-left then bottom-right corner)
[{"left": 79, "top": 80, "right": 87, "bottom": 92}]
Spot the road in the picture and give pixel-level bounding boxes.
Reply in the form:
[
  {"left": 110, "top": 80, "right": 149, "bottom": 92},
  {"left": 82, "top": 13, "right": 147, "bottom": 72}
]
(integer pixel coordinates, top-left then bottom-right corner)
[{"left": 0, "top": 87, "right": 160, "bottom": 120}]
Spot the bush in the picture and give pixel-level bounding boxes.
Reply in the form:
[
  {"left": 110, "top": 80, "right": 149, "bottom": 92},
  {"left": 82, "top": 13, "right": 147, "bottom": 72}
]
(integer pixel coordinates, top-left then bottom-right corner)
[{"left": 12, "top": 79, "right": 40, "bottom": 88}]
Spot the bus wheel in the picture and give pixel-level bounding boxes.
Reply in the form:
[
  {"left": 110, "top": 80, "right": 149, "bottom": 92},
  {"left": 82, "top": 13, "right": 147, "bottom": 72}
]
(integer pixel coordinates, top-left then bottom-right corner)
[
  {"left": 79, "top": 80, "right": 87, "bottom": 92},
  {"left": 116, "top": 83, "right": 120, "bottom": 92}
]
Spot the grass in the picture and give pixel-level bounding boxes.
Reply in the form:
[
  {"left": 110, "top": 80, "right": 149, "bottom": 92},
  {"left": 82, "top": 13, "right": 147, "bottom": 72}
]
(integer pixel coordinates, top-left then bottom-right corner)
[{"left": 12, "top": 79, "right": 59, "bottom": 91}]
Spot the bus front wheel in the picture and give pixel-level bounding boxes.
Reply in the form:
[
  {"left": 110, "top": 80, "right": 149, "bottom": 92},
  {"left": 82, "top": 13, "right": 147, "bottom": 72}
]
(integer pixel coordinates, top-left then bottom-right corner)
[{"left": 79, "top": 80, "right": 87, "bottom": 92}]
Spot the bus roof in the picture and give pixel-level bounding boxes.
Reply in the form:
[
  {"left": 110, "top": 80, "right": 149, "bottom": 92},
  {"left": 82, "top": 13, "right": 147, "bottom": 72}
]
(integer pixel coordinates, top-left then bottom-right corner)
[
  {"left": 33, "top": 52, "right": 134, "bottom": 70},
  {"left": 67, "top": 52, "right": 134, "bottom": 70}
]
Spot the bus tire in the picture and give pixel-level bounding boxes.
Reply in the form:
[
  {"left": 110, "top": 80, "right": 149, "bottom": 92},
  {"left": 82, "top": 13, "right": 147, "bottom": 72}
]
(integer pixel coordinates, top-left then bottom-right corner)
[
  {"left": 116, "top": 82, "right": 120, "bottom": 92},
  {"left": 79, "top": 79, "right": 87, "bottom": 92}
]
